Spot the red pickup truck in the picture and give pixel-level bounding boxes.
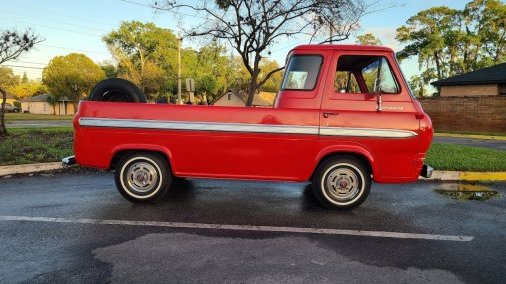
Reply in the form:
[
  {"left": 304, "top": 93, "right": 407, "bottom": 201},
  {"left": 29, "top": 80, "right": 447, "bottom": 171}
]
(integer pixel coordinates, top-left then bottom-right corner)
[{"left": 64, "top": 44, "right": 433, "bottom": 209}]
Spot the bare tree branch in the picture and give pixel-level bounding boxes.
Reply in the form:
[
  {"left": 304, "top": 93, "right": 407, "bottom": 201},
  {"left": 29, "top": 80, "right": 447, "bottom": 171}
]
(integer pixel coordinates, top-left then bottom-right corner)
[{"left": 160, "top": 0, "right": 377, "bottom": 106}]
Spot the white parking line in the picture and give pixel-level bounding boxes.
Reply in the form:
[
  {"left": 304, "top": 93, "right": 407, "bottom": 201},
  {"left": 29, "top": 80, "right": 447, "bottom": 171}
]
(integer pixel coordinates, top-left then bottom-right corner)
[{"left": 0, "top": 215, "right": 473, "bottom": 242}]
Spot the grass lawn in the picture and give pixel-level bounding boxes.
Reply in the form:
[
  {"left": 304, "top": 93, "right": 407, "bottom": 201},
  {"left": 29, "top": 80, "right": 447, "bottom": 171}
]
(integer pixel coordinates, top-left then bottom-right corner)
[
  {"left": 4, "top": 113, "right": 74, "bottom": 121},
  {"left": 425, "top": 143, "right": 506, "bottom": 172},
  {"left": 0, "top": 128, "right": 74, "bottom": 166}
]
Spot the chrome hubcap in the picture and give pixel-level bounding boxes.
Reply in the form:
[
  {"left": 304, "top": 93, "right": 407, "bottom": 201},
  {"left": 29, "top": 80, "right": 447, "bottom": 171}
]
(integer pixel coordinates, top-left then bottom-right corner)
[
  {"left": 325, "top": 167, "right": 360, "bottom": 201},
  {"left": 126, "top": 162, "right": 158, "bottom": 193}
]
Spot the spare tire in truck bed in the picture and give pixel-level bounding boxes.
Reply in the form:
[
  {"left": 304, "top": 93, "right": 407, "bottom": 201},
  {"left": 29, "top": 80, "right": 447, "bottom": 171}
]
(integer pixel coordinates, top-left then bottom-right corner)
[{"left": 89, "top": 78, "right": 147, "bottom": 103}]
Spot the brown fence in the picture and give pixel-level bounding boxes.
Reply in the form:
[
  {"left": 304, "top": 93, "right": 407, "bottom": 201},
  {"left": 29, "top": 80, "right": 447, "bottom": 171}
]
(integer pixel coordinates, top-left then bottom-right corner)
[{"left": 418, "top": 96, "right": 506, "bottom": 134}]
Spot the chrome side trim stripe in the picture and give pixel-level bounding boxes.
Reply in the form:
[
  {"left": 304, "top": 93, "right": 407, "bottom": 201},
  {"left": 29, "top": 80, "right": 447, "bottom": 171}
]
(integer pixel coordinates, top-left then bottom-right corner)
[
  {"left": 319, "top": 127, "right": 418, "bottom": 138},
  {"left": 79, "top": 117, "right": 417, "bottom": 138},
  {"left": 79, "top": 118, "right": 319, "bottom": 135}
]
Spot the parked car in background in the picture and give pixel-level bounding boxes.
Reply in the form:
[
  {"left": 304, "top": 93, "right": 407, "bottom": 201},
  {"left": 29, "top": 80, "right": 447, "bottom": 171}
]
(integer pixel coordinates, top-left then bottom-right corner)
[{"left": 2, "top": 103, "right": 20, "bottom": 113}]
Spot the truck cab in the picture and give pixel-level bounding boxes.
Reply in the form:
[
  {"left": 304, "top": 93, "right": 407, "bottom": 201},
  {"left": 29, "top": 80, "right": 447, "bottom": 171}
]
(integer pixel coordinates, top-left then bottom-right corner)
[{"left": 276, "top": 45, "right": 432, "bottom": 183}]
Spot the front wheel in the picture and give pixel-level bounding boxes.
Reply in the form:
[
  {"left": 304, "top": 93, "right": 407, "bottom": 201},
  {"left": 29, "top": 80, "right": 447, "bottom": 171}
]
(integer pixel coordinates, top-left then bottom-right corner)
[
  {"left": 114, "top": 152, "right": 171, "bottom": 203},
  {"left": 312, "top": 156, "right": 371, "bottom": 209}
]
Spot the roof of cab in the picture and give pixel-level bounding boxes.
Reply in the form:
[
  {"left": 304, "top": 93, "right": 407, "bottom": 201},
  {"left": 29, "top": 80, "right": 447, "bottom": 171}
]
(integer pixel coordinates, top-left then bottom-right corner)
[{"left": 291, "top": 44, "right": 394, "bottom": 53}]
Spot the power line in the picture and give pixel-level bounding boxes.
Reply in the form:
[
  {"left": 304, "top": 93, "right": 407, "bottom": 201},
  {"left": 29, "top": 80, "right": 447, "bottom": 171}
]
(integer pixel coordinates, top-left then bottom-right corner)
[
  {"left": 1, "top": 65, "right": 45, "bottom": 70},
  {"left": 0, "top": 0, "right": 119, "bottom": 27},
  {"left": 12, "top": 61, "right": 47, "bottom": 66},
  {"left": 0, "top": 18, "right": 103, "bottom": 38},
  {"left": 117, "top": 0, "right": 312, "bottom": 45},
  {"left": 38, "top": 44, "right": 110, "bottom": 56},
  {"left": 0, "top": 10, "right": 112, "bottom": 34},
  {"left": 117, "top": 0, "right": 208, "bottom": 20}
]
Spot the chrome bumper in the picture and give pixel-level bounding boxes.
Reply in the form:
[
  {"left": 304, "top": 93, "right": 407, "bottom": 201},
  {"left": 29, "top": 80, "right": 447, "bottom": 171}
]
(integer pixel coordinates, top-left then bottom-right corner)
[
  {"left": 62, "top": 156, "right": 76, "bottom": 167},
  {"left": 420, "top": 164, "right": 433, "bottom": 178}
]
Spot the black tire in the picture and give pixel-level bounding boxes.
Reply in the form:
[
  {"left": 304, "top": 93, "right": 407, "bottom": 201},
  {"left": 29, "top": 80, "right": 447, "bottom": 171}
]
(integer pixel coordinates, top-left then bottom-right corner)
[
  {"left": 13, "top": 109, "right": 20, "bottom": 113},
  {"left": 114, "top": 152, "right": 172, "bottom": 203},
  {"left": 312, "top": 156, "right": 371, "bottom": 209},
  {"left": 89, "top": 78, "right": 147, "bottom": 103}
]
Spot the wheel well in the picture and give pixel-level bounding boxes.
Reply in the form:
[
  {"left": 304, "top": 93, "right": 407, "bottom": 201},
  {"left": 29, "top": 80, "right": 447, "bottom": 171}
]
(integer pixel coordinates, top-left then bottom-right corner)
[
  {"left": 310, "top": 152, "right": 373, "bottom": 181},
  {"left": 109, "top": 150, "right": 171, "bottom": 171}
]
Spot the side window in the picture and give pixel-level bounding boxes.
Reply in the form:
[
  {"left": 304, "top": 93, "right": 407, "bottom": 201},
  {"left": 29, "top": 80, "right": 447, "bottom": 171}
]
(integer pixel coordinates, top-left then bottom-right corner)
[
  {"left": 335, "top": 71, "right": 361, "bottom": 93},
  {"left": 362, "top": 58, "right": 399, "bottom": 94},
  {"left": 335, "top": 55, "right": 400, "bottom": 94},
  {"left": 282, "top": 55, "right": 322, "bottom": 90}
]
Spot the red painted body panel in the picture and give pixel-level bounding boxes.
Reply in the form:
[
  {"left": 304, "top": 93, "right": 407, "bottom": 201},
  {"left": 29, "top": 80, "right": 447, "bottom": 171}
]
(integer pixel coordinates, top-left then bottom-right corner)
[{"left": 73, "top": 44, "right": 433, "bottom": 184}]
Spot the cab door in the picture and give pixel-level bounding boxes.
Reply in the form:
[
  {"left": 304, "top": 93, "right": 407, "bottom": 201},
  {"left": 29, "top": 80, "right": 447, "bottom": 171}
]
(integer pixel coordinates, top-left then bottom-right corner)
[{"left": 319, "top": 50, "right": 420, "bottom": 181}]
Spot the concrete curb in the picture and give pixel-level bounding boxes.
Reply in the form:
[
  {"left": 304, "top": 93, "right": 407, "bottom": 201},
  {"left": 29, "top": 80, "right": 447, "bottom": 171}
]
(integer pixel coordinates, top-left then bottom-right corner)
[
  {"left": 0, "top": 162, "right": 63, "bottom": 177},
  {"left": 434, "top": 133, "right": 506, "bottom": 141},
  {"left": 423, "top": 171, "right": 506, "bottom": 182}
]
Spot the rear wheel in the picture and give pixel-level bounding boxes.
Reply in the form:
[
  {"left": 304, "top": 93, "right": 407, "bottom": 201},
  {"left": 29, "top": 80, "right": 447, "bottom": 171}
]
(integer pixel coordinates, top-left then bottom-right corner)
[
  {"left": 114, "top": 152, "right": 171, "bottom": 203},
  {"left": 312, "top": 156, "right": 371, "bottom": 209}
]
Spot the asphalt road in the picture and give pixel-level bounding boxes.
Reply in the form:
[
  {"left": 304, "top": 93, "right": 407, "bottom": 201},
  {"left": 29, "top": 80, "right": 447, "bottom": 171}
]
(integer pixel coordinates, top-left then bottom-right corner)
[
  {"left": 0, "top": 172, "right": 504, "bottom": 283},
  {"left": 433, "top": 136, "right": 506, "bottom": 151}
]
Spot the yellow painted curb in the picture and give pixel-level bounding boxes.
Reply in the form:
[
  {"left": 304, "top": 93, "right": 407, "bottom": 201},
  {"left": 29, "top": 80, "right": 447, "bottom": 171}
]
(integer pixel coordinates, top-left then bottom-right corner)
[
  {"left": 460, "top": 172, "right": 506, "bottom": 181},
  {"left": 434, "top": 133, "right": 506, "bottom": 141}
]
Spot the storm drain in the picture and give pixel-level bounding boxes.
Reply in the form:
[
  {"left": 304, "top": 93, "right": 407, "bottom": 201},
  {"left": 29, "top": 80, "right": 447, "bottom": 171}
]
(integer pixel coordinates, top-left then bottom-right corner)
[{"left": 435, "top": 183, "right": 500, "bottom": 201}]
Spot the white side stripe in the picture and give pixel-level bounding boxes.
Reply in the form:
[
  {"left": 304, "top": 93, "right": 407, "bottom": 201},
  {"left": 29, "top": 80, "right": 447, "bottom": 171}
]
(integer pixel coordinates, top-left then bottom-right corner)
[
  {"left": 79, "top": 117, "right": 417, "bottom": 138},
  {"left": 320, "top": 127, "right": 418, "bottom": 138},
  {"left": 0, "top": 215, "right": 473, "bottom": 242},
  {"left": 79, "top": 118, "right": 319, "bottom": 135}
]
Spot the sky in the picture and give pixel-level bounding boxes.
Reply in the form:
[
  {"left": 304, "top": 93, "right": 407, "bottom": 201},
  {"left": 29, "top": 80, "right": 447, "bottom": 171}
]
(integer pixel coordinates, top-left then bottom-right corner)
[{"left": 0, "top": 0, "right": 471, "bottom": 81}]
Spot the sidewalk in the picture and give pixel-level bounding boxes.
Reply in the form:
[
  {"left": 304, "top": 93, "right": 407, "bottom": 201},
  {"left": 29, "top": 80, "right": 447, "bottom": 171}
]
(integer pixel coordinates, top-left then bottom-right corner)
[
  {"left": 1, "top": 162, "right": 506, "bottom": 182},
  {"left": 0, "top": 162, "right": 64, "bottom": 177}
]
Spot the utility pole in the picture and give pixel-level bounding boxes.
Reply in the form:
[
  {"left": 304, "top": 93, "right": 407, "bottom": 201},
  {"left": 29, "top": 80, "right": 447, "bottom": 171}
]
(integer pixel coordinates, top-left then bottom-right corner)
[{"left": 177, "top": 32, "right": 182, "bottom": 104}]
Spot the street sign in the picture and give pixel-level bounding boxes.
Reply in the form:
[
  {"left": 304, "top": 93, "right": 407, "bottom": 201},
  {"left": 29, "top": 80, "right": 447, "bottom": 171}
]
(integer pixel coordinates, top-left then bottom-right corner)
[{"left": 185, "top": 78, "right": 195, "bottom": 92}]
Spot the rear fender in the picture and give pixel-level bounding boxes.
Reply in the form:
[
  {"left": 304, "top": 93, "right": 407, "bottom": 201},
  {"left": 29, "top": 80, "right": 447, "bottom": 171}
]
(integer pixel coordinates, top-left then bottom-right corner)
[
  {"left": 110, "top": 144, "right": 175, "bottom": 170},
  {"left": 312, "top": 144, "right": 376, "bottom": 180}
]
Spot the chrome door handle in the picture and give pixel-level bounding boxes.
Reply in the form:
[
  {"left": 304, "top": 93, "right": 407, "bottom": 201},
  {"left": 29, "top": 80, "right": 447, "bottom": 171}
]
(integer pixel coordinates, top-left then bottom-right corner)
[{"left": 323, "top": 112, "right": 339, "bottom": 118}]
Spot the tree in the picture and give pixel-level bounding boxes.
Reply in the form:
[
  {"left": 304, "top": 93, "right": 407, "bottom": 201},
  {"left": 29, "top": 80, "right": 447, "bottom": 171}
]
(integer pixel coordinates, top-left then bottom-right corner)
[
  {"left": 100, "top": 62, "right": 118, "bottom": 78},
  {"left": 257, "top": 59, "right": 283, "bottom": 93},
  {"left": 6, "top": 72, "right": 46, "bottom": 99},
  {"left": 8, "top": 80, "right": 46, "bottom": 99},
  {"left": 160, "top": 0, "right": 373, "bottom": 106},
  {"left": 46, "top": 94, "right": 58, "bottom": 115},
  {"left": 0, "top": 67, "right": 19, "bottom": 90},
  {"left": 0, "top": 28, "right": 40, "bottom": 137},
  {"left": 104, "top": 21, "right": 250, "bottom": 102},
  {"left": 356, "top": 33, "right": 382, "bottom": 46},
  {"left": 103, "top": 21, "right": 179, "bottom": 100},
  {"left": 21, "top": 72, "right": 28, "bottom": 84},
  {"left": 396, "top": 0, "right": 505, "bottom": 85},
  {"left": 42, "top": 53, "right": 105, "bottom": 113}
]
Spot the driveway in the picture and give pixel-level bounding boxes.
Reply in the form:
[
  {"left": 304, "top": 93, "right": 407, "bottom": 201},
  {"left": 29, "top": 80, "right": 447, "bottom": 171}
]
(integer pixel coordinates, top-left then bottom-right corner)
[
  {"left": 0, "top": 172, "right": 504, "bottom": 283},
  {"left": 433, "top": 136, "right": 506, "bottom": 151},
  {"left": 6, "top": 120, "right": 73, "bottom": 128}
]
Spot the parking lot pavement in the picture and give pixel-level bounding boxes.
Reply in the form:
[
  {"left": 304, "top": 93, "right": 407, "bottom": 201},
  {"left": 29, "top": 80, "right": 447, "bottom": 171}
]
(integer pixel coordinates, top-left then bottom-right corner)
[
  {"left": 433, "top": 136, "right": 506, "bottom": 151},
  {"left": 6, "top": 120, "right": 73, "bottom": 128},
  {"left": 0, "top": 172, "right": 504, "bottom": 283}
]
